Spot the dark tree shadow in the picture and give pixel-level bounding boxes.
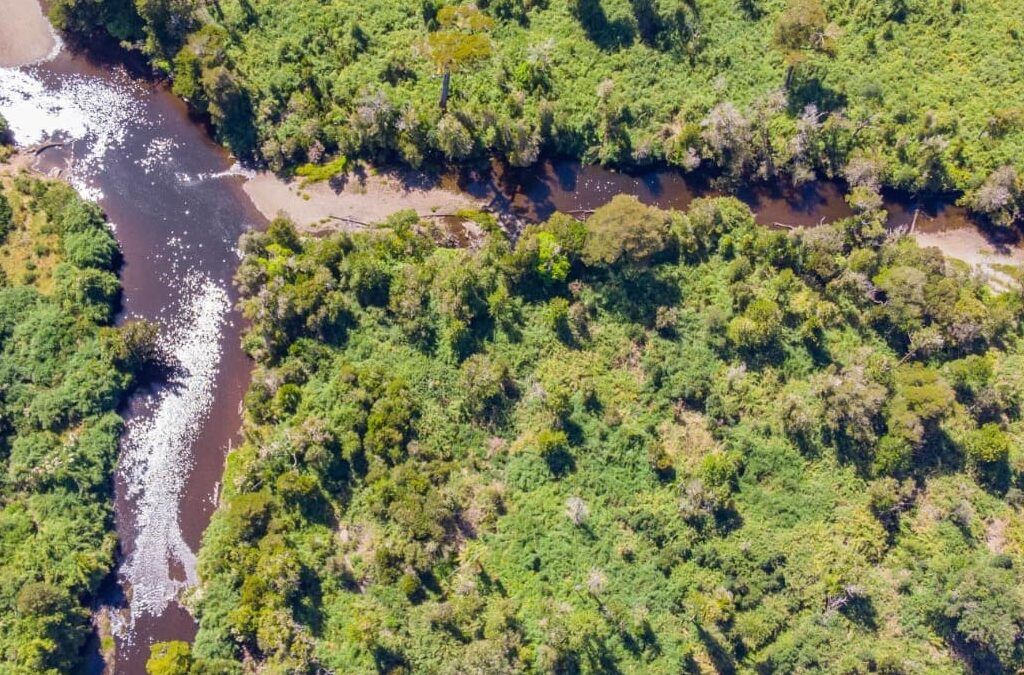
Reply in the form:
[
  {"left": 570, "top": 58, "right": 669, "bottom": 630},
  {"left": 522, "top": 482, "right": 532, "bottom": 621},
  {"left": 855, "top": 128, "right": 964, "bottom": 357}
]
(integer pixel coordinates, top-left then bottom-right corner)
[
  {"left": 696, "top": 625, "right": 736, "bottom": 674},
  {"left": 839, "top": 593, "right": 878, "bottom": 629},
  {"left": 544, "top": 446, "right": 576, "bottom": 476},
  {"left": 573, "top": 0, "right": 636, "bottom": 50},
  {"left": 787, "top": 72, "right": 847, "bottom": 115}
]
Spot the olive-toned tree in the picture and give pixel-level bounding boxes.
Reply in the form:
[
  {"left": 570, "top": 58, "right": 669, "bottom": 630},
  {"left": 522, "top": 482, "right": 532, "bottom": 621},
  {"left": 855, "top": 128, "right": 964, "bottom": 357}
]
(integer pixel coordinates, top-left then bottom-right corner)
[
  {"left": 419, "top": 5, "right": 495, "bottom": 112},
  {"left": 773, "top": 0, "right": 837, "bottom": 88}
]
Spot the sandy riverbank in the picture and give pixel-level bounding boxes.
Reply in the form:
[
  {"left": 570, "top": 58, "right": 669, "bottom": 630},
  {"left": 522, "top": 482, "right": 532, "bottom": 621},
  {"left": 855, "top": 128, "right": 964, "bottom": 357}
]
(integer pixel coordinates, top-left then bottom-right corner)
[
  {"left": 913, "top": 228, "right": 1023, "bottom": 290},
  {"left": 0, "top": 0, "right": 59, "bottom": 67},
  {"left": 243, "top": 168, "right": 484, "bottom": 231}
]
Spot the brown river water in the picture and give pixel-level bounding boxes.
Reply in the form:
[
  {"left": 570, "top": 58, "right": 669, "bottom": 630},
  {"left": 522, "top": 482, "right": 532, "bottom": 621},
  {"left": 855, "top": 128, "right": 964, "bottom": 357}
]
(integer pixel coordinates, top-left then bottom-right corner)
[
  {"left": 1, "top": 43, "right": 264, "bottom": 672},
  {"left": 0, "top": 31, "right": 982, "bottom": 675},
  {"left": 457, "top": 158, "right": 975, "bottom": 233}
]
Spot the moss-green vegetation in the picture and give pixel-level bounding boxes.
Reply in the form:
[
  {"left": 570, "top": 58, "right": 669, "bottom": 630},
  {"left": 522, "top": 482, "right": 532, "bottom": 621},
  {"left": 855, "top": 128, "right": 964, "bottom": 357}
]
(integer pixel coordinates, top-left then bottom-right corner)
[
  {"left": 53, "top": 0, "right": 1024, "bottom": 225},
  {"left": 0, "top": 169, "right": 155, "bottom": 673},
  {"left": 159, "top": 196, "right": 1024, "bottom": 673},
  {"left": 0, "top": 115, "right": 12, "bottom": 163},
  {"left": 294, "top": 156, "right": 349, "bottom": 186}
]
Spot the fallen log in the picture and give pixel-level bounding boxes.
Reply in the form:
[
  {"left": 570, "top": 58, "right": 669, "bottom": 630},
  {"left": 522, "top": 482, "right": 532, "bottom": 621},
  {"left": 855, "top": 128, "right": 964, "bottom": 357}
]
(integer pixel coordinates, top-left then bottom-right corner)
[{"left": 30, "top": 141, "right": 65, "bottom": 155}]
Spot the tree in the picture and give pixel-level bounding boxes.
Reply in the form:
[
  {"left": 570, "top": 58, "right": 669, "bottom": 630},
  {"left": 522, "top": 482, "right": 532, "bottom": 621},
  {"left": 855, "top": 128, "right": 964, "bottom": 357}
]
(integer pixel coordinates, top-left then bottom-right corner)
[
  {"left": 0, "top": 192, "right": 12, "bottom": 244},
  {"left": 100, "top": 319, "right": 167, "bottom": 373},
  {"left": 581, "top": 195, "right": 670, "bottom": 267},
  {"left": 971, "top": 166, "right": 1022, "bottom": 228},
  {"left": 420, "top": 5, "right": 495, "bottom": 112},
  {"left": 48, "top": 0, "right": 143, "bottom": 42},
  {"left": 437, "top": 113, "right": 475, "bottom": 159},
  {"left": 701, "top": 103, "right": 753, "bottom": 179},
  {"left": 886, "top": 364, "right": 955, "bottom": 450},
  {"left": 811, "top": 362, "right": 887, "bottom": 449},
  {"left": 62, "top": 227, "right": 120, "bottom": 270},
  {"left": 460, "top": 353, "right": 512, "bottom": 421},
  {"left": 941, "top": 562, "right": 1024, "bottom": 672},
  {"left": 728, "top": 298, "right": 783, "bottom": 352},
  {"left": 147, "top": 641, "right": 194, "bottom": 675},
  {"left": 566, "top": 496, "right": 589, "bottom": 525},
  {"left": 773, "top": 0, "right": 837, "bottom": 88}
]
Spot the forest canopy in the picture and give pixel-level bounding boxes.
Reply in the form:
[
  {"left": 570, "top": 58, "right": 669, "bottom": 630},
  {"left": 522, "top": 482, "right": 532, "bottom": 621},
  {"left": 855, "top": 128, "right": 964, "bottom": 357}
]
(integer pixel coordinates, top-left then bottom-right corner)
[
  {"left": 155, "top": 195, "right": 1024, "bottom": 673},
  {"left": 51, "top": 0, "right": 1024, "bottom": 228}
]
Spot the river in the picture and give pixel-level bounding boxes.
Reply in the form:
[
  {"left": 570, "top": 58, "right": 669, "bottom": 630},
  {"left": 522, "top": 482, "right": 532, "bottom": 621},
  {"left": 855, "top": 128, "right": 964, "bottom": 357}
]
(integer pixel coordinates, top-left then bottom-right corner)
[
  {"left": 1, "top": 41, "right": 265, "bottom": 673},
  {"left": 456, "top": 158, "right": 975, "bottom": 233},
  {"left": 0, "top": 17, "right": 998, "bottom": 675}
]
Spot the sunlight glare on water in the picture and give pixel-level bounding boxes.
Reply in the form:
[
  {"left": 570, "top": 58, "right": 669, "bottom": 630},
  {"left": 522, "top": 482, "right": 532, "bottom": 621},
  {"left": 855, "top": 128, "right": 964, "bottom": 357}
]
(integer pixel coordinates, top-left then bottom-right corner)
[{"left": 0, "top": 60, "right": 235, "bottom": 642}]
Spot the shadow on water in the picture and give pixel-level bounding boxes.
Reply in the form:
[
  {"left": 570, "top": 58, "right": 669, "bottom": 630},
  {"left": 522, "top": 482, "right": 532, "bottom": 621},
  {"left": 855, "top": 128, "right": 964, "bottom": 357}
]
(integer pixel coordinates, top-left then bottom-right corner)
[{"left": 457, "top": 158, "right": 977, "bottom": 232}]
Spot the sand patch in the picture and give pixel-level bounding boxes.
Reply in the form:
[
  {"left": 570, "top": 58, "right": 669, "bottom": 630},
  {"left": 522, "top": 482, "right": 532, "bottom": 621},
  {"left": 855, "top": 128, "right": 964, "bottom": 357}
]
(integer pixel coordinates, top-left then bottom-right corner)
[
  {"left": 0, "top": 0, "right": 59, "bottom": 67},
  {"left": 913, "top": 228, "right": 1023, "bottom": 291},
  {"left": 243, "top": 167, "right": 483, "bottom": 231}
]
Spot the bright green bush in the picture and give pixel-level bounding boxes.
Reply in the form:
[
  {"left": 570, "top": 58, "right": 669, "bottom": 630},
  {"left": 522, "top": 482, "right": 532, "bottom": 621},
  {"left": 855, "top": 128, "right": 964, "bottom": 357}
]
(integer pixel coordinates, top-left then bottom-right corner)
[{"left": 61, "top": 227, "right": 119, "bottom": 270}]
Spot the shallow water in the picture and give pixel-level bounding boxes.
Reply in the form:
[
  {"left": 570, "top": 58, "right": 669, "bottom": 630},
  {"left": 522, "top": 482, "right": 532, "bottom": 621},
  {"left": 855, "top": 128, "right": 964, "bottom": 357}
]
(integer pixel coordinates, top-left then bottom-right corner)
[{"left": 0, "top": 48, "right": 264, "bottom": 672}]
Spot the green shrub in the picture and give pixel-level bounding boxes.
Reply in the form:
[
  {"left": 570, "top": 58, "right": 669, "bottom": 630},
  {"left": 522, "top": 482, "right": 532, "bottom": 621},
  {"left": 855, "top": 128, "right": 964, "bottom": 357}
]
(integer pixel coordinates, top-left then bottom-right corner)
[{"left": 62, "top": 227, "right": 119, "bottom": 270}]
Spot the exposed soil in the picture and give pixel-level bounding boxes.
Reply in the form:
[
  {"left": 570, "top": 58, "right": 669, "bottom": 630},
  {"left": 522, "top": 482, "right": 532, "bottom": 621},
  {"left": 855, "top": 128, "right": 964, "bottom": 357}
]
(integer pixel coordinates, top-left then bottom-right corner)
[
  {"left": 0, "top": 0, "right": 58, "bottom": 67},
  {"left": 242, "top": 167, "right": 483, "bottom": 230}
]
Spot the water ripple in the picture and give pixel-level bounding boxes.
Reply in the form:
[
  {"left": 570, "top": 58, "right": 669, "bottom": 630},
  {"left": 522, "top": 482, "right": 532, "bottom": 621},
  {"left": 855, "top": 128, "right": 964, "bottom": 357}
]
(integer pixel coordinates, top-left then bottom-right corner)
[{"left": 118, "top": 274, "right": 229, "bottom": 624}]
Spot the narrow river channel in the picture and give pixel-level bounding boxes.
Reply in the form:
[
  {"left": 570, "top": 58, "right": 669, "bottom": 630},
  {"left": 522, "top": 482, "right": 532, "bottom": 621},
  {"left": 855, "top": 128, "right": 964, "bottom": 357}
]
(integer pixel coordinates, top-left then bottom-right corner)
[{"left": 1, "top": 42, "right": 265, "bottom": 672}]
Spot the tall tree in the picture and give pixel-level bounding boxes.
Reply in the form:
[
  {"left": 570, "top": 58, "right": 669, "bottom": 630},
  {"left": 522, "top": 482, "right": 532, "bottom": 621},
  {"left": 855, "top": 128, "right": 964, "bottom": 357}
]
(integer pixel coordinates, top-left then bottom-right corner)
[
  {"left": 420, "top": 5, "right": 495, "bottom": 112},
  {"left": 773, "top": 0, "right": 837, "bottom": 88}
]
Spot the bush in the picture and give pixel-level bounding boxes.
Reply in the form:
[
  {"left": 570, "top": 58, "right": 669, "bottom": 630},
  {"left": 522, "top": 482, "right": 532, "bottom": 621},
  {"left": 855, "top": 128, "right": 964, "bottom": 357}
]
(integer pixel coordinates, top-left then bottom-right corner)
[
  {"left": 54, "top": 264, "right": 120, "bottom": 324},
  {"left": 62, "top": 227, "right": 119, "bottom": 270},
  {"left": 460, "top": 353, "right": 511, "bottom": 421},
  {"left": 147, "top": 641, "right": 194, "bottom": 675},
  {"left": 727, "top": 298, "right": 782, "bottom": 351},
  {"left": 963, "top": 423, "right": 1011, "bottom": 466},
  {"left": 582, "top": 195, "right": 670, "bottom": 267},
  {"left": 0, "top": 192, "right": 12, "bottom": 243}
]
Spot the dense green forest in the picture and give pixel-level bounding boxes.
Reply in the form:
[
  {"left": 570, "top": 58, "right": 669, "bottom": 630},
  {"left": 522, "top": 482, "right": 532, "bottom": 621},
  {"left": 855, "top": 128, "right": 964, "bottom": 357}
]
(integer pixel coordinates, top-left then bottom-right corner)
[
  {"left": 52, "top": 0, "right": 1024, "bottom": 227},
  {"left": 143, "top": 194, "right": 1024, "bottom": 673},
  {"left": 0, "top": 158, "right": 154, "bottom": 672}
]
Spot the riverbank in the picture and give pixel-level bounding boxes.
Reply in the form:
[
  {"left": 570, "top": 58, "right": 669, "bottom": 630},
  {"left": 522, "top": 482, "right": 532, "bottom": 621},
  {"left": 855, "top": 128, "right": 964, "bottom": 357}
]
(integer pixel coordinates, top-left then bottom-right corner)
[
  {"left": 242, "top": 168, "right": 483, "bottom": 230},
  {"left": 0, "top": 0, "right": 58, "bottom": 67},
  {"left": 242, "top": 158, "right": 1023, "bottom": 289},
  {"left": 913, "top": 228, "right": 1023, "bottom": 291}
]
